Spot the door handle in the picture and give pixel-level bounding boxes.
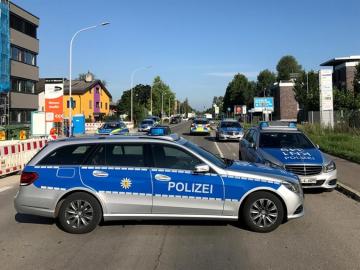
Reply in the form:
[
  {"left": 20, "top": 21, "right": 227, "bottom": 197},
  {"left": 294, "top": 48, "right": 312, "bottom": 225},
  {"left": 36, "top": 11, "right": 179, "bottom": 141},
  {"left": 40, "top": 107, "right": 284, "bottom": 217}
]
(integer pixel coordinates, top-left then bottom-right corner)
[
  {"left": 154, "top": 174, "right": 171, "bottom": 181},
  {"left": 92, "top": 170, "right": 109, "bottom": 177}
]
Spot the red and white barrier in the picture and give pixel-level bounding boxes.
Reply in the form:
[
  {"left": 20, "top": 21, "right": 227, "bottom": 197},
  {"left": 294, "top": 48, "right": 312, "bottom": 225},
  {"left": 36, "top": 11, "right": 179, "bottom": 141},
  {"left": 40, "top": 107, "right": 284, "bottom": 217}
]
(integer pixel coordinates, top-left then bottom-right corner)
[{"left": 0, "top": 138, "right": 47, "bottom": 177}]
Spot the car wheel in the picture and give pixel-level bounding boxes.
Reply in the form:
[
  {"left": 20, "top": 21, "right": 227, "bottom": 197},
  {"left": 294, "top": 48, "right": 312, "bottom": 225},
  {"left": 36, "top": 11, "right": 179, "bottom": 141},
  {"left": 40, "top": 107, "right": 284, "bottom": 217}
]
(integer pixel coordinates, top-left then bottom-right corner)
[
  {"left": 241, "top": 191, "right": 284, "bottom": 233},
  {"left": 58, "top": 192, "right": 102, "bottom": 234}
]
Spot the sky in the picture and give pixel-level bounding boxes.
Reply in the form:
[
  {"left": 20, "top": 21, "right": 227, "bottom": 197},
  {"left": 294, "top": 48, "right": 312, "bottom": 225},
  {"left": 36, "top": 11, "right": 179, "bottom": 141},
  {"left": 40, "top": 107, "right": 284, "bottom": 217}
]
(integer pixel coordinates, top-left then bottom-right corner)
[{"left": 13, "top": 0, "right": 360, "bottom": 110}]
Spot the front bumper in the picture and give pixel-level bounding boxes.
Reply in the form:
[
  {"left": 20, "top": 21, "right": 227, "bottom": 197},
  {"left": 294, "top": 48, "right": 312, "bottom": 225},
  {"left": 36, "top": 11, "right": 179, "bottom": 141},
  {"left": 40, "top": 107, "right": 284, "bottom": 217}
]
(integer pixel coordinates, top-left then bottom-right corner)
[
  {"left": 298, "top": 169, "right": 337, "bottom": 189},
  {"left": 277, "top": 185, "right": 305, "bottom": 220},
  {"left": 218, "top": 133, "right": 243, "bottom": 141},
  {"left": 138, "top": 127, "right": 151, "bottom": 132}
]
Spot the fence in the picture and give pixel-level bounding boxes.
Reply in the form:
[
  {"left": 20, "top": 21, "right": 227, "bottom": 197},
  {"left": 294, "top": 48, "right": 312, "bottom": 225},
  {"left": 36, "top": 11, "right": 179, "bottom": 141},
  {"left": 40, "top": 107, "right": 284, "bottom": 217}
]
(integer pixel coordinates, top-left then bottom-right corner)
[
  {"left": 308, "top": 110, "right": 360, "bottom": 129},
  {"left": 0, "top": 137, "right": 47, "bottom": 177}
]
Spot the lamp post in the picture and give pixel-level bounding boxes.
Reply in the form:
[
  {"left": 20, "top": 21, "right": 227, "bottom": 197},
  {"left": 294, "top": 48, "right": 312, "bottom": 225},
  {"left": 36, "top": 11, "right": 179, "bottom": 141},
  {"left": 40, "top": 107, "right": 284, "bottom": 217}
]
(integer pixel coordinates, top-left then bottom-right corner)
[
  {"left": 130, "top": 66, "right": 152, "bottom": 124},
  {"left": 68, "top": 22, "right": 109, "bottom": 137}
]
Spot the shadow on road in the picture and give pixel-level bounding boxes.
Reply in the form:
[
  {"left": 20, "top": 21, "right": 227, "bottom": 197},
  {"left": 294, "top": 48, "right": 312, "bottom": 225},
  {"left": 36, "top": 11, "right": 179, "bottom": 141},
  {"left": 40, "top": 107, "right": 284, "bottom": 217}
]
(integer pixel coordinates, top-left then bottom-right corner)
[{"left": 15, "top": 213, "right": 54, "bottom": 225}]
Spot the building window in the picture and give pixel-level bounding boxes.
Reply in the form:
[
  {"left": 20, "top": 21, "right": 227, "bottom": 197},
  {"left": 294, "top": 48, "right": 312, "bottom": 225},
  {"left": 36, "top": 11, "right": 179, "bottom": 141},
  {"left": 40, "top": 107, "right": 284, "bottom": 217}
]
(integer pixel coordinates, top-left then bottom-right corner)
[
  {"left": 105, "top": 102, "right": 108, "bottom": 110},
  {"left": 10, "top": 110, "right": 32, "bottom": 124},
  {"left": 11, "top": 45, "right": 37, "bottom": 66},
  {"left": 89, "top": 100, "right": 92, "bottom": 109},
  {"left": 67, "top": 100, "right": 76, "bottom": 109},
  {"left": 10, "top": 13, "right": 37, "bottom": 38},
  {"left": 95, "top": 102, "right": 99, "bottom": 108},
  {"left": 11, "top": 78, "right": 35, "bottom": 94},
  {"left": 95, "top": 87, "right": 99, "bottom": 94},
  {"left": 100, "top": 102, "right": 102, "bottom": 109}
]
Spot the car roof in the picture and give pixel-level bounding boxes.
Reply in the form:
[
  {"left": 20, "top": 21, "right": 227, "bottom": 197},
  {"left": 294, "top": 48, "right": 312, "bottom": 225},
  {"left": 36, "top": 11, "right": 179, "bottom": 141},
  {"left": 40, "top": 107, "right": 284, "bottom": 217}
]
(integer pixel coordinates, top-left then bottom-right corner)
[
  {"left": 255, "top": 127, "right": 302, "bottom": 133},
  {"left": 220, "top": 119, "right": 238, "bottom": 122}
]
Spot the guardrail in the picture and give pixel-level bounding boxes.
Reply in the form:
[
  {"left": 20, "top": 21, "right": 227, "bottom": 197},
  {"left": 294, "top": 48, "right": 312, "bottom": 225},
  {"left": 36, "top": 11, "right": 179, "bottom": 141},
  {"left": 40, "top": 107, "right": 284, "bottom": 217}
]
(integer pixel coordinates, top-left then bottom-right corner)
[{"left": 0, "top": 138, "right": 47, "bottom": 177}]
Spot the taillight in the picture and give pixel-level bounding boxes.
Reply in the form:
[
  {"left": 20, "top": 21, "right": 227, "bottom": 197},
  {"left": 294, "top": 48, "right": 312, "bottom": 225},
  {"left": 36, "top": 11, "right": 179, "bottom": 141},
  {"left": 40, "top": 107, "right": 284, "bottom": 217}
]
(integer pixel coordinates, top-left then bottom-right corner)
[{"left": 20, "top": 172, "right": 38, "bottom": 186}]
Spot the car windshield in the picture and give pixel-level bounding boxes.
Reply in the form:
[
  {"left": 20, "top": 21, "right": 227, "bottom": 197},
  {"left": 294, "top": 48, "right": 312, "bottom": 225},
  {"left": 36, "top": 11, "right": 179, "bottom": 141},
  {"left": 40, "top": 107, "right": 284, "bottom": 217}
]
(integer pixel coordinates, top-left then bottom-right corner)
[
  {"left": 194, "top": 120, "right": 208, "bottom": 125},
  {"left": 221, "top": 122, "right": 241, "bottom": 128},
  {"left": 184, "top": 141, "right": 226, "bottom": 169},
  {"left": 259, "top": 132, "right": 315, "bottom": 149},
  {"left": 142, "top": 120, "right": 154, "bottom": 125},
  {"left": 101, "top": 123, "right": 122, "bottom": 129}
]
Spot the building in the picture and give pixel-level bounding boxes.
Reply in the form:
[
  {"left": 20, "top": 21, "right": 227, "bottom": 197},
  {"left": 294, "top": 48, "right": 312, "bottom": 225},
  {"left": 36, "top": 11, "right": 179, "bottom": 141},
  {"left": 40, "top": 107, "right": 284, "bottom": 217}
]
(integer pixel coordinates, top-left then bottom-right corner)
[
  {"left": 272, "top": 81, "right": 299, "bottom": 121},
  {"left": 320, "top": 55, "right": 360, "bottom": 91},
  {"left": 0, "top": 1, "right": 39, "bottom": 125},
  {"left": 36, "top": 73, "right": 112, "bottom": 122}
]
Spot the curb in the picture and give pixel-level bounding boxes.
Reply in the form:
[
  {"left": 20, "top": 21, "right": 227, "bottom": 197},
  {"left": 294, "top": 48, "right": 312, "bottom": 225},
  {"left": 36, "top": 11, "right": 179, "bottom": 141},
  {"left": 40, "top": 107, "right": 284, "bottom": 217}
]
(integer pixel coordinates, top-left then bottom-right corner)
[{"left": 336, "top": 182, "right": 360, "bottom": 202}]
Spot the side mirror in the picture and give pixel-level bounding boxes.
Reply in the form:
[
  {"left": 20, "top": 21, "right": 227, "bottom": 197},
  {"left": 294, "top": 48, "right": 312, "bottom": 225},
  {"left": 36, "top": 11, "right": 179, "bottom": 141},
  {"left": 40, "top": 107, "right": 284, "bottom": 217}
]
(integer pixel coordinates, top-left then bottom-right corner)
[
  {"left": 316, "top": 144, "right": 320, "bottom": 149},
  {"left": 194, "top": 164, "right": 210, "bottom": 173}
]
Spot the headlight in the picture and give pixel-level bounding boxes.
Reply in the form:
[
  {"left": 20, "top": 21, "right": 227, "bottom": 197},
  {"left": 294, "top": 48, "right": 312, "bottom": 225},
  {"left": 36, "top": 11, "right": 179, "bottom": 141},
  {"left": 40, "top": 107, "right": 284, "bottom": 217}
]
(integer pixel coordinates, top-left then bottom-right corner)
[
  {"left": 282, "top": 181, "right": 301, "bottom": 193},
  {"left": 323, "top": 160, "right": 336, "bottom": 173},
  {"left": 264, "top": 160, "right": 283, "bottom": 170}
]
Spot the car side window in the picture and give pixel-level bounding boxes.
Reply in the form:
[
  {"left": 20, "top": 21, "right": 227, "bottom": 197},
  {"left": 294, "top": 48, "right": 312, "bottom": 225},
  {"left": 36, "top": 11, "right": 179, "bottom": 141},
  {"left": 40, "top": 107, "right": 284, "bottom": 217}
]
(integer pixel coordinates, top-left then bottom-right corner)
[
  {"left": 151, "top": 144, "right": 202, "bottom": 170},
  {"left": 39, "top": 144, "right": 95, "bottom": 165},
  {"left": 251, "top": 130, "right": 258, "bottom": 146},
  {"left": 86, "top": 144, "right": 145, "bottom": 167},
  {"left": 245, "top": 130, "right": 254, "bottom": 143}
]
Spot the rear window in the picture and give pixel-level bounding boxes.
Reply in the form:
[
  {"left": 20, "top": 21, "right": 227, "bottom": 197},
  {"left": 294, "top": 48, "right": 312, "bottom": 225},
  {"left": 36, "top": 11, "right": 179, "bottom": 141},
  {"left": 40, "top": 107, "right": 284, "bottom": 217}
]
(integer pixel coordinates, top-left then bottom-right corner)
[
  {"left": 194, "top": 119, "right": 208, "bottom": 124},
  {"left": 220, "top": 121, "right": 241, "bottom": 128},
  {"left": 142, "top": 120, "right": 154, "bottom": 125},
  {"left": 38, "top": 144, "right": 94, "bottom": 165}
]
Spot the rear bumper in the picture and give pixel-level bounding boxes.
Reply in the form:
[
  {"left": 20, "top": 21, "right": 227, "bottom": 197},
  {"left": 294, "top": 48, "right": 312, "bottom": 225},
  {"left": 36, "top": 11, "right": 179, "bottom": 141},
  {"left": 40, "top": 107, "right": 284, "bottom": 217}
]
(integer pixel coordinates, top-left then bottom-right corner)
[
  {"left": 218, "top": 133, "right": 243, "bottom": 141},
  {"left": 190, "top": 129, "right": 210, "bottom": 134}
]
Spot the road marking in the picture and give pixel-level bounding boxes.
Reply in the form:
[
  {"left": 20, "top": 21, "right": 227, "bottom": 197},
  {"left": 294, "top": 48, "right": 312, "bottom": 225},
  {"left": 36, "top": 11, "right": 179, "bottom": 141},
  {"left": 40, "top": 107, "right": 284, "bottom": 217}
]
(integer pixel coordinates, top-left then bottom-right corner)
[
  {"left": 0, "top": 186, "right": 13, "bottom": 193},
  {"left": 214, "top": 141, "right": 224, "bottom": 158}
]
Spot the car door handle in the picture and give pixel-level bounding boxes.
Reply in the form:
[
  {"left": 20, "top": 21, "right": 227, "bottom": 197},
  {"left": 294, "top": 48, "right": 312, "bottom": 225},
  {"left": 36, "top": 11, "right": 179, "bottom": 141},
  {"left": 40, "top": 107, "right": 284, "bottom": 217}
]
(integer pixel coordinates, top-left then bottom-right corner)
[
  {"left": 92, "top": 170, "right": 109, "bottom": 177},
  {"left": 154, "top": 174, "right": 171, "bottom": 181}
]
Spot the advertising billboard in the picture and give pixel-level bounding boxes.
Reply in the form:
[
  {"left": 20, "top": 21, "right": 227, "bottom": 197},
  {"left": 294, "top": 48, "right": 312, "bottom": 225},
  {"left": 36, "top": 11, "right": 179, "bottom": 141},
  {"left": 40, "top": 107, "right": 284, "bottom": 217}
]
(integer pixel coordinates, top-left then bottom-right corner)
[
  {"left": 319, "top": 69, "right": 334, "bottom": 127},
  {"left": 234, "top": 105, "right": 242, "bottom": 115},
  {"left": 253, "top": 97, "right": 274, "bottom": 112},
  {"left": 45, "top": 79, "right": 64, "bottom": 122}
]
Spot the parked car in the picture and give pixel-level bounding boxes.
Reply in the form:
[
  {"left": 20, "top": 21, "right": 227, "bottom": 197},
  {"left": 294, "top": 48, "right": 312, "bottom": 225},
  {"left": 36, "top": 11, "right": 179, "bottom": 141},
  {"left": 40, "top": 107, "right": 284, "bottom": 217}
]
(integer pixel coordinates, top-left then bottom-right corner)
[
  {"left": 170, "top": 116, "right": 181, "bottom": 124},
  {"left": 216, "top": 119, "right": 244, "bottom": 141},
  {"left": 138, "top": 119, "right": 156, "bottom": 132},
  {"left": 239, "top": 121, "right": 337, "bottom": 190},
  {"left": 15, "top": 131, "right": 303, "bottom": 233},
  {"left": 96, "top": 121, "right": 129, "bottom": 135}
]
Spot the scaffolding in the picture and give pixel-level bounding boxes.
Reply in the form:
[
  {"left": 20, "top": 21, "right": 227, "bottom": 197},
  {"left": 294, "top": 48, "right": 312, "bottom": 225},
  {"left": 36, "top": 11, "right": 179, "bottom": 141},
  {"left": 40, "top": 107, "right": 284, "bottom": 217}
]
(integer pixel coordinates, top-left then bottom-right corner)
[{"left": 0, "top": 0, "right": 10, "bottom": 125}]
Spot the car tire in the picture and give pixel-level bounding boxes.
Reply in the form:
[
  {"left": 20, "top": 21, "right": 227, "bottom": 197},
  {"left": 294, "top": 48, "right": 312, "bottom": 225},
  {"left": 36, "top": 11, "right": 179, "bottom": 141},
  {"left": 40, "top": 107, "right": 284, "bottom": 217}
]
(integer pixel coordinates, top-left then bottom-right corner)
[
  {"left": 58, "top": 192, "right": 102, "bottom": 234},
  {"left": 241, "top": 191, "right": 284, "bottom": 233}
]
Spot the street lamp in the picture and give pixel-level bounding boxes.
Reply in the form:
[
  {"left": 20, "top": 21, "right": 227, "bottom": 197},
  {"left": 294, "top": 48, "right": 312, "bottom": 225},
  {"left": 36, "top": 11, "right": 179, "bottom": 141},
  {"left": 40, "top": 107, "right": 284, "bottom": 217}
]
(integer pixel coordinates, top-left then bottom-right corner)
[
  {"left": 130, "top": 66, "right": 152, "bottom": 124},
  {"left": 68, "top": 22, "right": 110, "bottom": 137}
]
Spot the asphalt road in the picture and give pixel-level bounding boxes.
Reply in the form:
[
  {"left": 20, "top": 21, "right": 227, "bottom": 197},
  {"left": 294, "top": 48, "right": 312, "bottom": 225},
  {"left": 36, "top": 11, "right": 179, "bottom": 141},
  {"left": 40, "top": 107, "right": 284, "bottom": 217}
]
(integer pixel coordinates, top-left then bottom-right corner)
[{"left": 0, "top": 121, "right": 359, "bottom": 270}]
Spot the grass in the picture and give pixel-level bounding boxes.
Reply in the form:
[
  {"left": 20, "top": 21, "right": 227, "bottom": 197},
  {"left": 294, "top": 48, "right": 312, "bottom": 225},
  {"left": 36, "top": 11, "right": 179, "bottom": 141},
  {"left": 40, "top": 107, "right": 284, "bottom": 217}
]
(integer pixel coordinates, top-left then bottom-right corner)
[{"left": 301, "top": 124, "right": 360, "bottom": 164}]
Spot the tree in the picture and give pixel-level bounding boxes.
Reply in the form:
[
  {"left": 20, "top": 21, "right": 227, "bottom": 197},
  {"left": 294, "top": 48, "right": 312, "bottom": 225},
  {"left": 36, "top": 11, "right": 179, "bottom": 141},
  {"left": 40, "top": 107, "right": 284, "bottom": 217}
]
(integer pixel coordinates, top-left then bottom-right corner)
[
  {"left": 276, "top": 55, "right": 302, "bottom": 81},
  {"left": 116, "top": 84, "right": 151, "bottom": 123},
  {"left": 256, "top": 69, "right": 276, "bottom": 96},
  {"left": 293, "top": 70, "right": 320, "bottom": 111},
  {"left": 212, "top": 96, "right": 224, "bottom": 113},
  {"left": 353, "top": 63, "right": 360, "bottom": 96},
  {"left": 151, "top": 76, "right": 175, "bottom": 117},
  {"left": 223, "top": 73, "right": 254, "bottom": 113}
]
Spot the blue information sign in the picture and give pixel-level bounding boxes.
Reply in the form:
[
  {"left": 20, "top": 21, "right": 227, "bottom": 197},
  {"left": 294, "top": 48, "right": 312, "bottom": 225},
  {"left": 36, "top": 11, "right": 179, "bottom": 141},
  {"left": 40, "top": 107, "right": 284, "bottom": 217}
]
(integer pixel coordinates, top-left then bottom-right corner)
[{"left": 254, "top": 97, "right": 274, "bottom": 111}]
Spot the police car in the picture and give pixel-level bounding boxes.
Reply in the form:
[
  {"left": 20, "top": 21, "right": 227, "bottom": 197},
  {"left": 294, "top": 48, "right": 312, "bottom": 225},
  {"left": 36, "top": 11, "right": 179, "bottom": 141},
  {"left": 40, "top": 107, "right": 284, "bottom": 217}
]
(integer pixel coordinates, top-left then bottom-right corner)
[
  {"left": 215, "top": 119, "right": 244, "bottom": 141},
  {"left": 239, "top": 122, "right": 337, "bottom": 189},
  {"left": 15, "top": 127, "right": 304, "bottom": 234},
  {"left": 190, "top": 118, "right": 211, "bottom": 135},
  {"left": 97, "top": 121, "right": 129, "bottom": 135},
  {"left": 138, "top": 119, "right": 157, "bottom": 132}
]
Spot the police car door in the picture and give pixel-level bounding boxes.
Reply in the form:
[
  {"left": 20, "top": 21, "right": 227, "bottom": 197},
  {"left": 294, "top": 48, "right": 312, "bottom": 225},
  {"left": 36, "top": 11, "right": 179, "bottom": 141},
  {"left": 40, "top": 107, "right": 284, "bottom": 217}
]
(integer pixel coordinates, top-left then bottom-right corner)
[
  {"left": 81, "top": 143, "right": 152, "bottom": 214},
  {"left": 150, "top": 143, "right": 224, "bottom": 216}
]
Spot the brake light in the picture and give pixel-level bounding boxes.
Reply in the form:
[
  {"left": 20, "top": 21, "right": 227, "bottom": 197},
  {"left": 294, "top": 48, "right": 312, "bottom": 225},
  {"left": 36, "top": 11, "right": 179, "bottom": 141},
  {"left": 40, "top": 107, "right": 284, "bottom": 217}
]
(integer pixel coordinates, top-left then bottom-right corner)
[{"left": 20, "top": 172, "right": 38, "bottom": 186}]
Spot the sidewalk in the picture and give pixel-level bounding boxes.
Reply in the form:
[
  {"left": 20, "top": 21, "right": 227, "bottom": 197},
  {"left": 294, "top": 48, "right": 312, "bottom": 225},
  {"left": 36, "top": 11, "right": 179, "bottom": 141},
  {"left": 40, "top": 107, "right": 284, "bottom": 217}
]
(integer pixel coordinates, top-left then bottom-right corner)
[{"left": 325, "top": 154, "right": 360, "bottom": 197}]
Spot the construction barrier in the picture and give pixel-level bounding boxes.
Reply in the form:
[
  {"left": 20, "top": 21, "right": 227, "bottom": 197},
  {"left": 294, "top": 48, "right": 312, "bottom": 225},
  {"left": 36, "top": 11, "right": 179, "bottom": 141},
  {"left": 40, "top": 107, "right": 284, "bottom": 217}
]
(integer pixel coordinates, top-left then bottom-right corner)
[{"left": 0, "top": 138, "right": 47, "bottom": 177}]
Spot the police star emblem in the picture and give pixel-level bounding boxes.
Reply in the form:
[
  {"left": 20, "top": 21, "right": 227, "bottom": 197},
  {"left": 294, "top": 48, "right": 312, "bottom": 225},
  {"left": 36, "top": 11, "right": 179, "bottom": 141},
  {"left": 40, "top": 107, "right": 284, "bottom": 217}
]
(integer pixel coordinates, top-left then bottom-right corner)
[{"left": 120, "top": 177, "right": 132, "bottom": 189}]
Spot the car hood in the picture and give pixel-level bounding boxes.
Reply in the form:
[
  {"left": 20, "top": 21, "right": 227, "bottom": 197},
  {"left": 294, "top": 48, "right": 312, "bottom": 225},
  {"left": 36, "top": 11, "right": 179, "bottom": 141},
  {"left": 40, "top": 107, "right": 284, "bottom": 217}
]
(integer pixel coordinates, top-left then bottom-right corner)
[
  {"left": 225, "top": 160, "right": 298, "bottom": 183},
  {"left": 259, "top": 147, "right": 324, "bottom": 165}
]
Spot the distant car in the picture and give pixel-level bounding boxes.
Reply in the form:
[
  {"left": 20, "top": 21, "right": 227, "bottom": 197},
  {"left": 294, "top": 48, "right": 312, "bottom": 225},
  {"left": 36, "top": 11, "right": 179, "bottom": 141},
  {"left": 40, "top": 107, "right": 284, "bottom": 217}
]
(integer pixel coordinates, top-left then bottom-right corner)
[
  {"left": 216, "top": 119, "right": 244, "bottom": 141},
  {"left": 239, "top": 122, "right": 337, "bottom": 190},
  {"left": 15, "top": 132, "right": 303, "bottom": 233},
  {"left": 148, "top": 116, "right": 160, "bottom": 124},
  {"left": 190, "top": 118, "right": 210, "bottom": 135},
  {"left": 97, "top": 121, "right": 129, "bottom": 135},
  {"left": 170, "top": 116, "right": 181, "bottom": 124},
  {"left": 138, "top": 119, "right": 156, "bottom": 132}
]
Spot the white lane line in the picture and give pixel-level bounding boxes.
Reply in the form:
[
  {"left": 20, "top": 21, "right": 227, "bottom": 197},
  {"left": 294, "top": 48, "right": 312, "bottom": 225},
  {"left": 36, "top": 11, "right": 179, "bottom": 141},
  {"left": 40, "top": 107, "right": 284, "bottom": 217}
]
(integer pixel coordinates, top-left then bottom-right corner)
[
  {"left": 214, "top": 141, "right": 224, "bottom": 158},
  {"left": 0, "top": 186, "right": 13, "bottom": 193}
]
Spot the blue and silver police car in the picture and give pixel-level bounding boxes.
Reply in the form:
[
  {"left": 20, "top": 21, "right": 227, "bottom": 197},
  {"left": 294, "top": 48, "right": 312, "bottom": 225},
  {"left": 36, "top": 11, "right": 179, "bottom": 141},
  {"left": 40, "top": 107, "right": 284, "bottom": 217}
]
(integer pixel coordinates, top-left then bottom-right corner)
[
  {"left": 97, "top": 121, "right": 129, "bottom": 135},
  {"left": 138, "top": 119, "right": 156, "bottom": 132},
  {"left": 216, "top": 119, "right": 244, "bottom": 141},
  {"left": 15, "top": 128, "right": 304, "bottom": 234},
  {"left": 239, "top": 122, "right": 337, "bottom": 190}
]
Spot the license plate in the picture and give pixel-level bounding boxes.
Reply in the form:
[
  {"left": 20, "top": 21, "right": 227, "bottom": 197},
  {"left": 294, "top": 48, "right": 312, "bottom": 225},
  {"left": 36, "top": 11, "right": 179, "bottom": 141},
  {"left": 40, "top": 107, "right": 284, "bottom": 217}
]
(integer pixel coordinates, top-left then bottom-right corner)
[{"left": 301, "top": 178, "right": 317, "bottom": 184}]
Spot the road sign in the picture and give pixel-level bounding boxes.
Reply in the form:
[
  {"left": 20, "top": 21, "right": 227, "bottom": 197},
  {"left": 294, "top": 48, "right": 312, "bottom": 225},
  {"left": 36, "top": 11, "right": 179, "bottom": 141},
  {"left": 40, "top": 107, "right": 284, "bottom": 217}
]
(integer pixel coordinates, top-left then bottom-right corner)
[
  {"left": 45, "top": 79, "right": 64, "bottom": 122},
  {"left": 234, "top": 105, "right": 242, "bottom": 115},
  {"left": 227, "top": 107, "right": 231, "bottom": 112}
]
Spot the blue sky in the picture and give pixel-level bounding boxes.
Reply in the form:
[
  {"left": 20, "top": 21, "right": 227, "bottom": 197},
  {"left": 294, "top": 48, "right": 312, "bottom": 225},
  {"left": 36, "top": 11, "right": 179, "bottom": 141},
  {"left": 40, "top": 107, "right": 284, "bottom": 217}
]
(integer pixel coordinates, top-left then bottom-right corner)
[{"left": 13, "top": 0, "right": 360, "bottom": 110}]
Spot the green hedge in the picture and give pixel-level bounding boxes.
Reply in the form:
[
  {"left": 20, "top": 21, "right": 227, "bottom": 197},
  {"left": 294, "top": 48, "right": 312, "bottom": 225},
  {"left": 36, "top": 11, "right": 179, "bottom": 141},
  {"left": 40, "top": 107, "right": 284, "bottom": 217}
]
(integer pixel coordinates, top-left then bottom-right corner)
[{"left": 301, "top": 124, "right": 360, "bottom": 164}]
